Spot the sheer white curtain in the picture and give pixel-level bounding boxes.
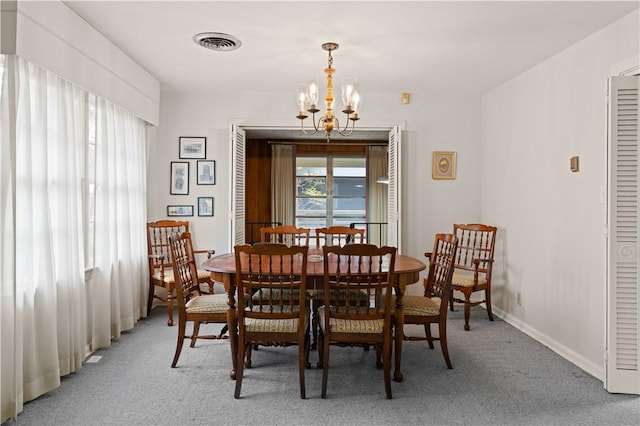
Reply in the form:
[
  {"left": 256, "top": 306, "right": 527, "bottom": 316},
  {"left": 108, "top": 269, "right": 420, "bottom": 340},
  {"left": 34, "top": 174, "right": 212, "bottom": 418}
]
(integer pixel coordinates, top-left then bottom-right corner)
[
  {"left": 0, "top": 57, "right": 87, "bottom": 421},
  {"left": 89, "top": 98, "right": 147, "bottom": 348},
  {"left": 271, "top": 144, "right": 294, "bottom": 225},
  {"left": 0, "top": 56, "right": 148, "bottom": 423},
  {"left": 368, "top": 145, "right": 388, "bottom": 246},
  {"left": 0, "top": 54, "right": 18, "bottom": 422}
]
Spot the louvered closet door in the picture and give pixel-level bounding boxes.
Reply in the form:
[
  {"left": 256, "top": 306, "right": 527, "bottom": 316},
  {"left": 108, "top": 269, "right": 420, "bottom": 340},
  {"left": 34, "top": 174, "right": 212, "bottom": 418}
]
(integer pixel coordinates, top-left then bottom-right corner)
[
  {"left": 231, "top": 125, "right": 246, "bottom": 250},
  {"left": 387, "top": 126, "right": 401, "bottom": 251},
  {"left": 607, "top": 75, "right": 640, "bottom": 394}
]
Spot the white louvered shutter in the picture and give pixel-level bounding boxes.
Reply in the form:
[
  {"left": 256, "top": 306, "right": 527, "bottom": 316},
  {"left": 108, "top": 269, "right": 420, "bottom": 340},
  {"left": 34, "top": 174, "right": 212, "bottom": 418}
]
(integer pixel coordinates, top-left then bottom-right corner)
[
  {"left": 387, "top": 126, "right": 401, "bottom": 252},
  {"left": 607, "top": 75, "right": 640, "bottom": 394},
  {"left": 231, "top": 125, "right": 246, "bottom": 250}
]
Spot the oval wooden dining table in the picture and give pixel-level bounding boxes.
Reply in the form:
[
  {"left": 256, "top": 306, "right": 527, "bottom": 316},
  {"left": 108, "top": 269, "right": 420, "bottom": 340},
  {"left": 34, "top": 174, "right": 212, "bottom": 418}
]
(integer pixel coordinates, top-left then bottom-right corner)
[{"left": 201, "top": 249, "right": 426, "bottom": 382}]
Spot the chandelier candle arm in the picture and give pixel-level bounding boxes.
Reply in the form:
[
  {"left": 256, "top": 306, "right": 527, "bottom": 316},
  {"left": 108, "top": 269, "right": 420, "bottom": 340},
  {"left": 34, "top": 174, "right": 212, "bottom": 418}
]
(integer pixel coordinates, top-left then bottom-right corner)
[{"left": 295, "top": 42, "right": 362, "bottom": 142}]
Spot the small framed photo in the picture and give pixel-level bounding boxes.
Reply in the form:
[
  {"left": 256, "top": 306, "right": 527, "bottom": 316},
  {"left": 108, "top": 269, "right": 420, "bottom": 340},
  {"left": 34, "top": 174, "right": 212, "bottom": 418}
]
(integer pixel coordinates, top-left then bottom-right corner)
[
  {"left": 170, "top": 162, "right": 189, "bottom": 195},
  {"left": 198, "top": 197, "right": 214, "bottom": 217},
  {"left": 169, "top": 161, "right": 189, "bottom": 195},
  {"left": 179, "top": 136, "right": 206, "bottom": 159},
  {"left": 167, "top": 205, "right": 193, "bottom": 217},
  {"left": 432, "top": 151, "right": 457, "bottom": 180},
  {"left": 197, "top": 160, "right": 216, "bottom": 185}
]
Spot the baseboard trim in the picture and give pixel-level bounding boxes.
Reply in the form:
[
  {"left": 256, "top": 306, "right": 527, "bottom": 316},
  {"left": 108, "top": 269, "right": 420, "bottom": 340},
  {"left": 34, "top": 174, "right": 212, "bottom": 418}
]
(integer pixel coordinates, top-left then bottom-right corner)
[{"left": 492, "top": 306, "right": 604, "bottom": 382}]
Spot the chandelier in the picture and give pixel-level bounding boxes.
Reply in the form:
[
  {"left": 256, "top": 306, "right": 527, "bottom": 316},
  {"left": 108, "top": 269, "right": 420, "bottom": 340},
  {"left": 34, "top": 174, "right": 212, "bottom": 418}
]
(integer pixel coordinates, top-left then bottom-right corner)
[{"left": 296, "top": 42, "right": 362, "bottom": 142}]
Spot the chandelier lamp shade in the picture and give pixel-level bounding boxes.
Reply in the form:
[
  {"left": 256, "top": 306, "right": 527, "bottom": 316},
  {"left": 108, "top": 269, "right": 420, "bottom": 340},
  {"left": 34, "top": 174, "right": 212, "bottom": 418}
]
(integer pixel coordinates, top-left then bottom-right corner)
[{"left": 296, "top": 42, "right": 362, "bottom": 142}]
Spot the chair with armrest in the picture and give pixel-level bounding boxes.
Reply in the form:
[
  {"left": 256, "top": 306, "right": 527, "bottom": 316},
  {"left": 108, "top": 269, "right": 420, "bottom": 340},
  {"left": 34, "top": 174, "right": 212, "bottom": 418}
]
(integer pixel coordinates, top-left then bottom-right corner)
[
  {"left": 318, "top": 243, "right": 396, "bottom": 399},
  {"left": 234, "top": 243, "right": 311, "bottom": 399},
  {"left": 147, "top": 220, "right": 215, "bottom": 326},
  {"left": 260, "top": 225, "right": 311, "bottom": 247},
  {"left": 451, "top": 223, "right": 497, "bottom": 331},
  {"left": 314, "top": 225, "right": 365, "bottom": 248},
  {"left": 168, "top": 232, "right": 229, "bottom": 368},
  {"left": 390, "top": 233, "right": 458, "bottom": 368}
]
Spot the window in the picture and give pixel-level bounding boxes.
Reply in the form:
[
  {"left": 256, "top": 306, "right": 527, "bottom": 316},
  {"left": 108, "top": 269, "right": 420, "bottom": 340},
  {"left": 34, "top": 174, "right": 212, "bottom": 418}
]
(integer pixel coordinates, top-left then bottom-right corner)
[
  {"left": 295, "top": 156, "right": 366, "bottom": 230},
  {"left": 84, "top": 94, "right": 97, "bottom": 269}
]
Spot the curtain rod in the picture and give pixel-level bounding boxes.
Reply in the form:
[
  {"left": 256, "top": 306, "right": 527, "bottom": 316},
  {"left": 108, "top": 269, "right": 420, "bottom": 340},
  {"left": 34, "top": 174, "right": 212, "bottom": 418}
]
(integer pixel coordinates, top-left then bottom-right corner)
[{"left": 265, "top": 140, "right": 388, "bottom": 146}]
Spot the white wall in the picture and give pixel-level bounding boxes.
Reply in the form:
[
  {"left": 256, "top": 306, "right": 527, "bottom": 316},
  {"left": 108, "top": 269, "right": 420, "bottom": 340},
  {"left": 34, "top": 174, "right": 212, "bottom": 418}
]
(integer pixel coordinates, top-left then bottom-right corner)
[
  {"left": 481, "top": 11, "right": 639, "bottom": 380},
  {"left": 149, "top": 91, "right": 482, "bottom": 292}
]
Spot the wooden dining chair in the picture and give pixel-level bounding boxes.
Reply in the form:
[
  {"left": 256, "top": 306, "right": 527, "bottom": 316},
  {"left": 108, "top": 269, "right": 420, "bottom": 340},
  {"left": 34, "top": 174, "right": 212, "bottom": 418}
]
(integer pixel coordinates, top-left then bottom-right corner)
[
  {"left": 451, "top": 224, "right": 497, "bottom": 331},
  {"left": 234, "top": 243, "right": 311, "bottom": 399},
  {"left": 314, "top": 225, "right": 365, "bottom": 248},
  {"left": 311, "top": 225, "right": 367, "bottom": 349},
  {"left": 318, "top": 244, "right": 396, "bottom": 399},
  {"left": 147, "top": 220, "right": 215, "bottom": 325},
  {"left": 260, "top": 225, "right": 311, "bottom": 247},
  {"left": 390, "top": 234, "right": 458, "bottom": 368},
  {"left": 168, "top": 232, "right": 229, "bottom": 368}
]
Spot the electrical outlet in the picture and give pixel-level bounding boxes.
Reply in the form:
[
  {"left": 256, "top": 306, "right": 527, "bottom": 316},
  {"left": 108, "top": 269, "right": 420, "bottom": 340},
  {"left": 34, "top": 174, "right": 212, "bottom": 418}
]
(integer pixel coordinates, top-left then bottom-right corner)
[{"left": 516, "top": 292, "right": 522, "bottom": 306}]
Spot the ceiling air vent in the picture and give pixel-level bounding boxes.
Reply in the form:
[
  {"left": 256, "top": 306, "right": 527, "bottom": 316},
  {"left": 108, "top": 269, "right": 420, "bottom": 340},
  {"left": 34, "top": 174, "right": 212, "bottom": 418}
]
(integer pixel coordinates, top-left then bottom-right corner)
[{"left": 193, "top": 32, "right": 242, "bottom": 52}]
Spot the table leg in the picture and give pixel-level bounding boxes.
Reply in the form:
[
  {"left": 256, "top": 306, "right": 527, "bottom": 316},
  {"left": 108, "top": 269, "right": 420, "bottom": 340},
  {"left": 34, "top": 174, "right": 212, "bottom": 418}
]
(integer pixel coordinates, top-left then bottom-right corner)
[
  {"left": 223, "top": 274, "right": 238, "bottom": 380},
  {"left": 394, "top": 286, "right": 404, "bottom": 382}
]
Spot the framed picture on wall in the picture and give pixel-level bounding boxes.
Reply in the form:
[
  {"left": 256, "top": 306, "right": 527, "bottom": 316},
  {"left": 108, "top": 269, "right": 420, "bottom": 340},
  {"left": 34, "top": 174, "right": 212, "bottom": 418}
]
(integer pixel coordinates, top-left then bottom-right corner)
[
  {"left": 179, "top": 136, "right": 206, "bottom": 159},
  {"left": 170, "top": 161, "right": 189, "bottom": 195},
  {"left": 197, "top": 160, "right": 216, "bottom": 185},
  {"left": 432, "top": 151, "right": 456, "bottom": 180},
  {"left": 167, "top": 205, "right": 194, "bottom": 217},
  {"left": 198, "top": 197, "right": 214, "bottom": 217}
]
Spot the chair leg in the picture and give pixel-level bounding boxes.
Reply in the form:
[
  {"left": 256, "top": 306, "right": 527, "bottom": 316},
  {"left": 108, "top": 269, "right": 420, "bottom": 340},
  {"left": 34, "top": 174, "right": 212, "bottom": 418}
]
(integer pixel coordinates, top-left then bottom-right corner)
[
  {"left": 245, "top": 344, "right": 253, "bottom": 368},
  {"left": 171, "top": 319, "right": 186, "bottom": 368},
  {"left": 166, "top": 288, "right": 174, "bottom": 326},
  {"left": 383, "top": 334, "right": 393, "bottom": 399},
  {"left": 485, "top": 288, "right": 495, "bottom": 321},
  {"left": 321, "top": 335, "right": 330, "bottom": 398},
  {"left": 190, "top": 321, "right": 201, "bottom": 348},
  {"left": 424, "top": 323, "right": 435, "bottom": 349},
  {"left": 449, "top": 289, "right": 455, "bottom": 311},
  {"left": 464, "top": 295, "right": 471, "bottom": 331},
  {"left": 298, "top": 338, "right": 306, "bottom": 399},
  {"left": 311, "top": 300, "right": 319, "bottom": 350},
  {"left": 316, "top": 328, "right": 325, "bottom": 368},
  {"left": 439, "top": 320, "right": 452, "bottom": 369},
  {"left": 234, "top": 339, "right": 246, "bottom": 399},
  {"left": 304, "top": 328, "right": 311, "bottom": 369},
  {"left": 147, "top": 281, "right": 155, "bottom": 317}
]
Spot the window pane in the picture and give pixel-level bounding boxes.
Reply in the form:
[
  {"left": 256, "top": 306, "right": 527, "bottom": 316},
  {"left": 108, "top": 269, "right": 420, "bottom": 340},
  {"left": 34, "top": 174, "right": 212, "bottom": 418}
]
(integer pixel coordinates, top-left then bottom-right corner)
[
  {"left": 296, "top": 217, "right": 327, "bottom": 230},
  {"left": 333, "top": 177, "right": 365, "bottom": 197},
  {"left": 296, "top": 176, "right": 327, "bottom": 196},
  {"left": 297, "top": 156, "right": 326, "bottom": 175},
  {"left": 333, "top": 197, "right": 365, "bottom": 212},
  {"left": 332, "top": 217, "right": 366, "bottom": 227},
  {"left": 296, "top": 197, "right": 326, "bottom": 216},
  {"left": 333, "top": 157, "right": 366, "bottom": 176}
]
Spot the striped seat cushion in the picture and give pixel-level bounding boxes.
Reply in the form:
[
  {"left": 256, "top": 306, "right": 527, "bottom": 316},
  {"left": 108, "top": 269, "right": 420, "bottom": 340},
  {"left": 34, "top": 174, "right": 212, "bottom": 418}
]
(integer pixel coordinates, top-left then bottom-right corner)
[
  {"left": 152, "top": 268, "right": 211, "bottom": 284},
  {"left": 185, "top": 293, "right": 229, "bottom": 313},
  {"left": 382, "top": 294, "right": 441, "bottom": 316},
  {"left": 452, "top": 271, "right": 487, "bottom": 288},
  {"left": 312, "top": 289, "right": 370, "bottom": 304},
  {"left": 251, "top": 288, "right": 301, "bottom": 302},
  {"left": 244, "top": 306, "right": 310, "bottom": 333},
  {"left": 317, "top": 306, "right": 384, "bottom": 334}
]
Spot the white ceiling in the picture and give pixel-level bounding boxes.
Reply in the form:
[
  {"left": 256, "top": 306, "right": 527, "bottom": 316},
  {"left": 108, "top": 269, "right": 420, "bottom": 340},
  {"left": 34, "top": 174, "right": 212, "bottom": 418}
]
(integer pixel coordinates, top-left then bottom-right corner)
[{"left": 63, "top": 0, "right": 638, "bottom": 99}]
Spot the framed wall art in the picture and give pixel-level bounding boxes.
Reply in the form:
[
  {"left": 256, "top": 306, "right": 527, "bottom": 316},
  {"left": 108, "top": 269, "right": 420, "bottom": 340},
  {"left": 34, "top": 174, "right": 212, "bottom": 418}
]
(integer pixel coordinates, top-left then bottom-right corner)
[
  {"left": 197, "top": 160, "right": 216, "bottom": 185},
  {"left": 179, "top": 136, "right": 206, "bottom": 159},
  {"left": 198, "top": 197, "right": 214, "bottom": 217},
  {"left": 432, "top": 151, "right": 456, "bottom": 180},
  {"left": 170, "top": 161, "right": 189, "bottom": 195},
  {"left": 167, "top": 205, "right": 194, "bottom": 217}
]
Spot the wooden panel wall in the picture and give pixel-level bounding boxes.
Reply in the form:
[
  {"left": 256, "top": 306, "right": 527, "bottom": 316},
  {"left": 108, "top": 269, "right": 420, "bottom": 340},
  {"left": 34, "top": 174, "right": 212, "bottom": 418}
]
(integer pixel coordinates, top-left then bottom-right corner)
[{"left": 245, "top": 139, "right": 272, "bottom": 243}]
